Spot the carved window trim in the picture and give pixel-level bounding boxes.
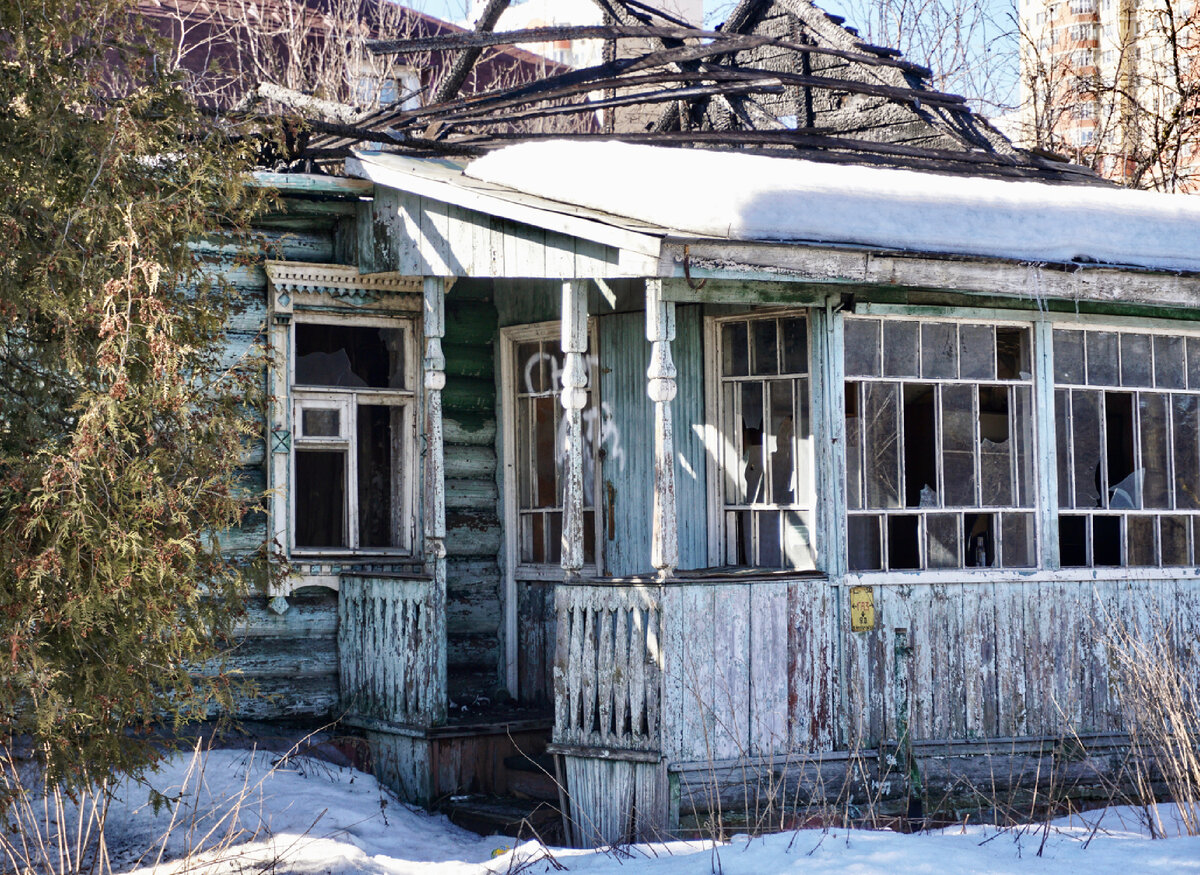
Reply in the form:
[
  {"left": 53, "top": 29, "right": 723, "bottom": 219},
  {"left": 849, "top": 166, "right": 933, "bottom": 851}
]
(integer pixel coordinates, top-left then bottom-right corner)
[{"left": 265, "top": 262, "right": 422, "bottom": 593}]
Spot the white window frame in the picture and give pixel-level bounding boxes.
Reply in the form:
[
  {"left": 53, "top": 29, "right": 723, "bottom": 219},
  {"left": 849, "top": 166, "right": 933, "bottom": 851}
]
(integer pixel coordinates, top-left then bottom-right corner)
[
  {"left": 499, "top": 320, "right": 604, "bottom": 581},
  {"left": 840, "top": 313, "right": 1042, "bottom": 575},
  {"left": 705, "top": 308, "right": 819, "bottom": 571},
  {"left": 264, "top": 262, "right": 422, "bottom": 594},
  {"left": 289, "top": 313, "right": 418, "bottom": 558}
]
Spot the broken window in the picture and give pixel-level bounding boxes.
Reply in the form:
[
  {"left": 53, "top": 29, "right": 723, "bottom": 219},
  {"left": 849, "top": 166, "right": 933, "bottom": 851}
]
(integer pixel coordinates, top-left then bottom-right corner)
[
  {"left": 844, "top": 318, "right": 1036, "bottom": 571},
  {"left": 507, "top": 326, "right": 601, "bottom": 568},
  {"left": 1054, "top": 328, "right": 1200, "bottom": 567},
  {"left": 292, "top": 318, "right": 415, "bottom": 552},
  {"left": 718, "top": 315, "right": 815, "bottom": 569}
]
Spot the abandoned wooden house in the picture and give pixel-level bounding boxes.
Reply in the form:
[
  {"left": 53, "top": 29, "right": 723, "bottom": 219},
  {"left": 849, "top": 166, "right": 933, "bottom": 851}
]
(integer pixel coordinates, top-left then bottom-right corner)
[{"left": 215, "top": 0, "right": 1200, "bottom": 847}]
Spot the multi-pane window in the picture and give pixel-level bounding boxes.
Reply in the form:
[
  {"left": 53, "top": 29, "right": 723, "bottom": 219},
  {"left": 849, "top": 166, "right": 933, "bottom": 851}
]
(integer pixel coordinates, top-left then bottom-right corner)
[
  {"left": 510, "top": 332, "right": 599, "bottom": 566},
  {"left": 844, "top": 318, "right": 1037, "bottom": 571},
  {"left": 717, "top": 315, "right": 815, "bottom": 569},
  {"left": 1054, "top": 328, "right": 1200, "bottom": 567},
  {"left": 292, "top": 319, "right": 414, "bottom": 552}
]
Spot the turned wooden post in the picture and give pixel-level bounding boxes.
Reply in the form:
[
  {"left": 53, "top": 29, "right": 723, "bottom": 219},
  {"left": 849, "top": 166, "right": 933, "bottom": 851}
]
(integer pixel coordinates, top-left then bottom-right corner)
[
  {"left": 560, "top": 280, "right": 589, "bottom": 580},
  {"left": 423, "top": 276, "right": 448, "bottom": 725},
  {"left": 646, "top": 279, "right": 678, "bottom": 580}
]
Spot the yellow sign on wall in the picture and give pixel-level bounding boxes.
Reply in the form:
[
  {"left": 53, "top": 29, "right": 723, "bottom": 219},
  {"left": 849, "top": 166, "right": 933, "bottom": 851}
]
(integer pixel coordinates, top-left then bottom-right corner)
[{"left": 850, "top": 586, "right": 875, "bottom": 632}]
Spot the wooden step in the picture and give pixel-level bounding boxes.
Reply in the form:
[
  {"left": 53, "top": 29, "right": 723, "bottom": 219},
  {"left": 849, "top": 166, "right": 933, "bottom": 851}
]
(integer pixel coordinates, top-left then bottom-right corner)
[{"left": 442, "top": 795, "right": 563, "bottom": 844}]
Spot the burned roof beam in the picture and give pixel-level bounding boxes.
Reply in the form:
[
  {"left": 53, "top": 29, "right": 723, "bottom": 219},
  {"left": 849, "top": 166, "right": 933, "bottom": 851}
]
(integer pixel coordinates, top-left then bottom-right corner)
[{"left": 431, "top": 0, "right": 512, "bottom": 105}]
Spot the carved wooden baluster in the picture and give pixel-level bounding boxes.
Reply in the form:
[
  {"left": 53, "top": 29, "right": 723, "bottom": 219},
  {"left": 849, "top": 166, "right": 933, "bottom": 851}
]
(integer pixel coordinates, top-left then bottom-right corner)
[
  {"left": 423, "top": 276, "right": 448, "bottom": 725},
  {"left": 646, "top": 279, "right": 678, "bottom": 580},
  {"left": 560, "top": 280, "right": 589, "bottom": 580}
]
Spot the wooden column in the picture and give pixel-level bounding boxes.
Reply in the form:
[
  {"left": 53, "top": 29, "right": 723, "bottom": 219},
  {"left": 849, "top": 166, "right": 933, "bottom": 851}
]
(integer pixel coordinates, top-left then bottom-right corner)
[
  {"left": 423, "top": 276, "right": 448, "bottom": 725},
  {"left": 560, "top": 280, "right": 590, "bottom": 580},
  {"left": 646, "top": 279, "right": 678, "bottom": 580}
]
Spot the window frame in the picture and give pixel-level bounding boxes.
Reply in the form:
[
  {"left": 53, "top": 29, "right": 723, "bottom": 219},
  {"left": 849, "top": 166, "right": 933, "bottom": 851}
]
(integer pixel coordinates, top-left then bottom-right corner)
[
  {"left": 264, "top": 261, "right": 424, "bottom": 594},
  {"left": 288, "top": 313, "right": 418, "bottom": 558},
  {"left": 840, "top": 313, "right": 1043, "bottom": 575},
  {"left": 705, "top": 308, "right": 819, "bottom": 571},
  {"left": 499, "top": 320, "right": 605, "bottom": 581}
]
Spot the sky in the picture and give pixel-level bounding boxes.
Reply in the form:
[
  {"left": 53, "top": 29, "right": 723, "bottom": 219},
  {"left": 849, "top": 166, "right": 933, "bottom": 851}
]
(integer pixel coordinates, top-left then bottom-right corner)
[{"left": 408, "top": 0, "right": 859, "bottom": 29}]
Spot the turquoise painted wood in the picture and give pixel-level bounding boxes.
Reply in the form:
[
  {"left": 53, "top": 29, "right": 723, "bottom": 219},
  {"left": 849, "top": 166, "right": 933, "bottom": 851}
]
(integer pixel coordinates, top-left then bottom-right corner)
[{"left": 597, "top": 305, "right": 707, "bottom": 577}]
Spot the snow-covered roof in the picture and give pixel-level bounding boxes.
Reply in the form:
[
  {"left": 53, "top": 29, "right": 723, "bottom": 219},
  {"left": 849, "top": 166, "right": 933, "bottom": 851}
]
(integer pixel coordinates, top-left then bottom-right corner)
[{"left": 465, "top": 141, "right": 1200, "bottom": 274}]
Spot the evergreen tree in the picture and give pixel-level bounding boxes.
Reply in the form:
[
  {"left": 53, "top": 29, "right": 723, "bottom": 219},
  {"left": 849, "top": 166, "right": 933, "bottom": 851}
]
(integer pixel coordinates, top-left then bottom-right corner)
[{"left": 0, "top": 0, "right": 268, "bottom": 789}]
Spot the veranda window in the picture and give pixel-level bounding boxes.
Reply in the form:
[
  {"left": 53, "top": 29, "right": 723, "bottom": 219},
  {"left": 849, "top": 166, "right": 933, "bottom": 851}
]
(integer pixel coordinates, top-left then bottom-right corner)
[
  {"left": 843, "top": 318, "right": 1037, "bottom": 571},
  {"left": 506, "top": 326, "right": 600, "bottom": 567},
  {"left": 291, "top": 319, "right": 415, "bottom": 552},
  {"left": 1054, "top": 328, "right": 1200, "bottom": 566},
  {"left": 716, "top": 314, "right": 816, "bottom": 569}
]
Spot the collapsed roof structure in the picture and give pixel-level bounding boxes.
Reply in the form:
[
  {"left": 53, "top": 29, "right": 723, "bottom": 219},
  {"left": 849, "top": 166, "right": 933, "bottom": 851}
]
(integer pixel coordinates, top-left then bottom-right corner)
[{"left": 266, "top": 0, "right": 1104, "bottom": 183}]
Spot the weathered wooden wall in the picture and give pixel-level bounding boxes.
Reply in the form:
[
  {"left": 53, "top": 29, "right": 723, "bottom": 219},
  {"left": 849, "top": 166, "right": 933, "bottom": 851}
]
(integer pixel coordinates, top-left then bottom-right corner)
[
  {"left": 597, "top": 306, "right": 708, "bottom": 576},
  {"left": 199, "top": 204, "right": 351, "bottom": 721},
  {"left": 443, "top": 280, "right": 504, "bottom": 706},
  {"left": 839, "top": 576, "right": 1200, "bottom": 748}
]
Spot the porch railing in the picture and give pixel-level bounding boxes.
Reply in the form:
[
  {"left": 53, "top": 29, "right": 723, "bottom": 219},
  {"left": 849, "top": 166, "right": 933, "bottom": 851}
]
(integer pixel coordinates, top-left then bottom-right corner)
[
  {"left": 339, "top": 573, "right": 446, "bottom": 727},
  {"left": 553, "top": 583, "right": 663, "bottom": 753}
]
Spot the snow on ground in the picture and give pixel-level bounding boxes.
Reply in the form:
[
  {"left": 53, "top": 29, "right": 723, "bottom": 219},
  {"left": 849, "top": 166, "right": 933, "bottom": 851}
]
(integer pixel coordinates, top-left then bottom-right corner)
[
  {"left": 76, "top": 749, "right": 1200, "bottom": 874},
  {"left": 464, "top": 140, "right": 1200, "bottom": 273}
]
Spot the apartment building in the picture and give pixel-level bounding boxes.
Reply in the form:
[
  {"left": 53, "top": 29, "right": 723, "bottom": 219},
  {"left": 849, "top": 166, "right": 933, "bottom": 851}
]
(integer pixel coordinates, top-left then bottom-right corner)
[{"left": 1017, "top": 0, "right": 1200, "bottom": 189}]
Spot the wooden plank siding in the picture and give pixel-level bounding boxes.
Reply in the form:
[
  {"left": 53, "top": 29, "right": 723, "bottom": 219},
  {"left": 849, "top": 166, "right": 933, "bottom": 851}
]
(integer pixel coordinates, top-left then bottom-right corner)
[{"left": 597, "top": 306, "right": 708, "bottom": 577}]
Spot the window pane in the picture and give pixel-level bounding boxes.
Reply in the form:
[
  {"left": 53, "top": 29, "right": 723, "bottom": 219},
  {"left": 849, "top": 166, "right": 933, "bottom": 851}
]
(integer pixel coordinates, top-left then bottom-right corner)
[
  {"left": 1056, "top": 389, "right": 1073, "bottom": 509},
  {"left": 1054, "top": 329, "right": 1085, "bottom": 384},
  {"left": 358, "top": 404, "right": 400, "bottom": 548},
  {"left": 926, "top": 513, "right": 960, "bottom": 568},
  {"left": 767, "top": 381, "right": 795, "bottom": 504},
  {"left": 1094, "top": 515, "right": 1122, "bottom": 565},
  {"left": 979, "top": 386, "right": 1013, "bottom": 507},
  {"left": 516, "top": 341, "right": 546, "bottom": 393},
  {"left": 1086, "top": 331, "right": 1119, "bottom": 386},
  {"left": 1127, "top": 515, "right": 1156, "bottom": 566},
  {"left": 295, "top": 450, "right": 346, "bottom": 548},
  {"left": 887, "top": 514, "right": 921, "bottom": 569},
  {"left": 959, "top": 325, "right": 995, "bottom": 380},
  {"left": 996, "top": 328, "right": 1032, "bottom": 380},
  {"left": 921, "top": 322, "right": 958, "bottom": 379},
  {"left": 1013, "top": 386, "right": 1036, "bottom": 508},
  {"left": 757, "top": 511, "right": 782, "bottom": 567},
  {"left": 1173, "top": 395, "right": 1200, "bottom": 510},
  {"left": 1002, "top": 513, "right": 1035, "bottom": 568},
  {"left": 518, "top": 398, "right": 533, "bottom": 506},
  {"left": 1106, "top": 392, "right": 1138, "bottom": 509},
  {"left": 783, "top": 510, "right": 815, "bottom": 570},
  {"left": 722, "top": 322, "right": 748, "bottom": 376},
  {"left": 781, "top": 317, "right": 808, "bottom": 374},
  {"left": 904, "top": 384, "right": 937, "bottom": 507},
  {"left": 1071, "top": 390, "right": 1104, "bottom": 509},
  {"left": 845, "top": 383, "right": 863, "bottom": 511},
  {"left": 848, "top": 515, "right": 882, "bottom": 571},
  {"left": 1188, "top": 337, "right": 1200, "bottom": 390},
  {"left": 295, "top": 323, "right": 405, "bottom": 389},
  {"left": 1161, "top": 515, "right": 1190, "bottom": 565},
  {"left": 751, "top": 320, "right": 779, "bottom": 376},
  {"left": 963, "top": 513, "right": 996, "bottom": 568},
  {"left": 547, "top": 512, "right": 563, "bottom": 565},
  {"left": 843, "top": 319, "right": 880, "bottom": 377},
  {"left": 863, "top": 382, "right": 901, "bottom": 509},
  {"left": 1154, "top": 335, "right": 1186, "bottom": 389},
  {"left": 740, "top": 382, "right": 765, "bottom": 503},
  {"left": 583, "top": 510, "right": 596, "bottom": 565},
  {"left": 532, "top": 396, "right": 558, "bottom": 508},
  {"left": 941, "top": 384, "right": 975, "bottom": 507},
  {"left": 1120, "top": 333, "right": 1153, "bottom": 388},
  {"left": 302, "top": 408, "right": 340, "bottom": 438},
  {"left": 723, "top": 382, "right": 741, "bottom": 504},
  {"left": 883, "top": 321, "right": 920, "bottom": 378},
  {"left": 1059, "top": 515, "right": 1088, "bottom": 567},
  {"left": 1140, "top": 393, "right": 1170, "bottom": 509}
]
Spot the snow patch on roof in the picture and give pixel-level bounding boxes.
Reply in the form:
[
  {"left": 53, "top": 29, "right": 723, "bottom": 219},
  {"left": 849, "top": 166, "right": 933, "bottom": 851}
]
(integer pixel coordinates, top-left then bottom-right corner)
[{"left": 465, "top": 141, "right": 1200, "bottom": 272}]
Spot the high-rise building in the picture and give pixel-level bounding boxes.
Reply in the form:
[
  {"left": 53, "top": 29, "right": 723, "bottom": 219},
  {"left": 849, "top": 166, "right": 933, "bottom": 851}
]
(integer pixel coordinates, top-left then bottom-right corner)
[{"left": 1016, "top": 0, "right": 1200, "bottom": 190}]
